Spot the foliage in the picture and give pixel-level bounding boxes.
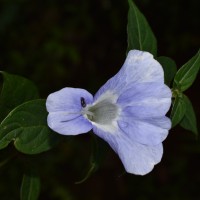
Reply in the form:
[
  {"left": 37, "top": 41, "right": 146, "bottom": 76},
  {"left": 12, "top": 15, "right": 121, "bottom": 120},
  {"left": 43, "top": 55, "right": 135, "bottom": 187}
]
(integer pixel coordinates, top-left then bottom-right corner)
[{"left": 0, "top": 0, "right": 199, "bottom": 199}]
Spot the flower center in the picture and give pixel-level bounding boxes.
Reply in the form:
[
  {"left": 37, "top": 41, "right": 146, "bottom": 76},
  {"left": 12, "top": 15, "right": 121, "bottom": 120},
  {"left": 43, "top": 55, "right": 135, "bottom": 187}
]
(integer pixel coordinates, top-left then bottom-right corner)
[
  {"left": 81, "top": 92, "right": 119, "bottom": 125},
  {"left": 88, "top": 100, "right": 118, "bottom": 124}
]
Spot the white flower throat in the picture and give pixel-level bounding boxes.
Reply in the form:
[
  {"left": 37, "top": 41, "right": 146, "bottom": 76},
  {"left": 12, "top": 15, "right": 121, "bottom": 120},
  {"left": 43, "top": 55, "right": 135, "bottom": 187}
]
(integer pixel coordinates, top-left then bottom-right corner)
[{"left": 81, "top": 92, "right": 120, "bottom": 125}]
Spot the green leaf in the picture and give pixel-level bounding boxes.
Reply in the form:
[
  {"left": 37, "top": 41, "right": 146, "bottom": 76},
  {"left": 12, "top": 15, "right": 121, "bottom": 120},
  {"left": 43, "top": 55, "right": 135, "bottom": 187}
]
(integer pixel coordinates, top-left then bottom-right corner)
[
  {"left": 170, "top": 94, "right": 186, "bottom": 127},
  {"left": 180, "top": 95, "right": 198, "bottom": 135},
  {"left": 20, "top": 169, "right": 40, "bottom": 200},
  {"left": 127, "top": 0, "right": 157, "bottom": 56},
  {"left": 0, "top": 71, "right": 39, "bottom": 122},
  {"left": 157, "top": 56, "right": 177, "bottom": 86},
  {"left": 0, "top": 99, "right": 60, "bottom": 154},
  {"left": 173, "top": 49, "right": 200, "bottom": 91}
]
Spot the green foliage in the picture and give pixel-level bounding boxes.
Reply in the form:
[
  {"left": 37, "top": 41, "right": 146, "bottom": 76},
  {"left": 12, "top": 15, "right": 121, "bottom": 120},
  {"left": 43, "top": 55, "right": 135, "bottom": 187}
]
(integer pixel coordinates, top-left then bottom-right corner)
[
  {"left": 170, "top": 91, "right": 198, "bottom": 135},
  {"left": 0, "top": 71, "right": 39, "bottom": 122},
  {"left": 157, "top": 56, "right": 177, "bottom": 86},
  {"left": 171, "top": 49, "right": 199, "bottom": 133},
  {"left": 127, "top": 0, "right": 157, "bottom": 56},
  {"left": 170, "top": 93, "right": 186, "bottom": 128},
  {"left": 0, "top": 0, "right": 199, "bottom": 199},
  {"left": 180, "top": 95, "right": 198, "bottom": 135},
  {"left": 20, "top": 169, "right": 40, "bottom": 200},
  {"left": 173, "top": 49, "right": 200, "bottom": 91},
  {"left": 0, "top": 99, "right": 60, "bottom": 154}
]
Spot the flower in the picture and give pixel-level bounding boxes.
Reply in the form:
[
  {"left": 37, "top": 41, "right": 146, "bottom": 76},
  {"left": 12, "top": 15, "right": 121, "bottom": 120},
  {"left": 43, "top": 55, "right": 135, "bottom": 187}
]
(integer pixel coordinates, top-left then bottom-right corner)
[{"left": 46, "top": 50, "right": 172, "bottom": 175}]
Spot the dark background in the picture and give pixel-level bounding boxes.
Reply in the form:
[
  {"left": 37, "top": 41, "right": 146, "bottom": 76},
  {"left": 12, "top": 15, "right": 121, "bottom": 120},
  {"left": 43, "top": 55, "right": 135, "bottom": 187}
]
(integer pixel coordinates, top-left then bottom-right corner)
[{"left": 0, "top": 0, "right": 199, "bottom": 199}]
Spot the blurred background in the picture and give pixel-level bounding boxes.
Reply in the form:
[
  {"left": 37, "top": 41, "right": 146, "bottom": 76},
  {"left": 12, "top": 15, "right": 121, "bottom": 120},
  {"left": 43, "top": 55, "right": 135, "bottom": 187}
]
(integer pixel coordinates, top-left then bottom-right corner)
[{"left": 0, "top": 0, "right": 200, "bottom": 199}]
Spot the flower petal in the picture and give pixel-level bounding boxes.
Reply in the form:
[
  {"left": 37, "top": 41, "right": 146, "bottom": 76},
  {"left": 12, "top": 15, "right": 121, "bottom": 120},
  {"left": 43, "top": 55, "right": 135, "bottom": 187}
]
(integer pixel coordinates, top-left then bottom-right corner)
[
  {"left": 47, "top": 112, "right": 92, "bottom": 135},
  {"left": 94, "top": 50, "right": 164, "bottom": 101},
  {"left": 118, "top": 117, "right": 171, "bottom": 145},
  {"left": 118, "top": 82, "right": 172, "bottom": 118},
  {"left": 92, "top": 126, "right": 163, "bottom": 175},
  {"left": 120, "top": 50, "right": 164, "bottom": 83},
  {"left": 46, "top": 87, "right": 93, "bottom": 113},
  {"left": 117, "top": 138, "right": 163, "bottom": 175},
  {"left": 46, "top": 87, "right": 93, "bottom": 135}
]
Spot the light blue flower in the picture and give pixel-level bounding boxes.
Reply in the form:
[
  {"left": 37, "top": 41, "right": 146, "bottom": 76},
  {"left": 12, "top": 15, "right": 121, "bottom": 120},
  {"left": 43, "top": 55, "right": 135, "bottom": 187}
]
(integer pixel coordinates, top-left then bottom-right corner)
[{"left": 46, "top": 50, "right": 172, "bottom": 175}]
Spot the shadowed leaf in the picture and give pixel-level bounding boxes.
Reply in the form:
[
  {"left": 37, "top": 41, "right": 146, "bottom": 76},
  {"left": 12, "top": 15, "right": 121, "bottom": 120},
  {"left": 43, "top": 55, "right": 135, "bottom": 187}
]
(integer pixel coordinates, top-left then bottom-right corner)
[
  {"left": 127, "top": 0, "right": 157, "bottom": 56},
  {"left": 0, "top": 99, "right": 60, "bottom": 154}
]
